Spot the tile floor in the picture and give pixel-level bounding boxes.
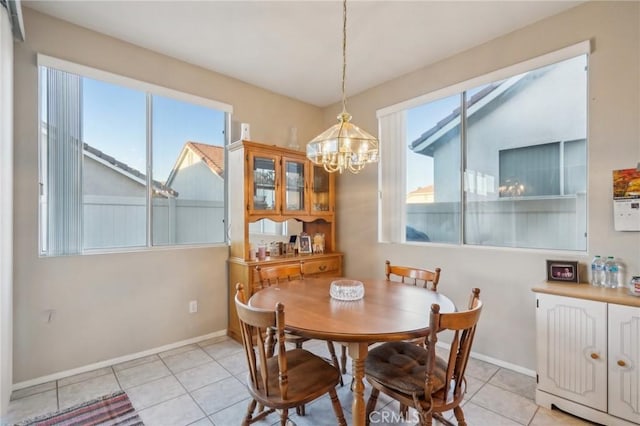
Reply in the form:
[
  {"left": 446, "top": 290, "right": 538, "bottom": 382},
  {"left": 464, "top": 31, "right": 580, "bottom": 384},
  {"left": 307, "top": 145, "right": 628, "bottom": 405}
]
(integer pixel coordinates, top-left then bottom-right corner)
[{"left": 4, "top": 336, "right": 595, "bottom": 426}]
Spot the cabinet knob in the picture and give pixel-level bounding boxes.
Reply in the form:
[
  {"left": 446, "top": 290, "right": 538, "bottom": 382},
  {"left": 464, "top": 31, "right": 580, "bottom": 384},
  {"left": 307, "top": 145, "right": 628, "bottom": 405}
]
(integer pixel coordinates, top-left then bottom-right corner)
[
  {"left": 617, "top": 360, "right": 626, "bottom": 367},
  {"left": 590, "top": 353, "right": 599, "bottom": 360},
  {"left": 319, "top": 265, "right": 327, "bottom": 271}
]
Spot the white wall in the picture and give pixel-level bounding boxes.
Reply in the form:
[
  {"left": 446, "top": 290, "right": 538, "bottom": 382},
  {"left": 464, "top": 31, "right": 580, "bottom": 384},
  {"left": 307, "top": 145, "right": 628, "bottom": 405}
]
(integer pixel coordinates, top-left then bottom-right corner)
[
  {"left": 0, "top": 4, "right": 14, "bottom": 415},
  {"left": 332, "top": 1, "right": 640, "bottom": 371},
  {"left": 12, "top": 8, "right": 323, "bottom": 383}
]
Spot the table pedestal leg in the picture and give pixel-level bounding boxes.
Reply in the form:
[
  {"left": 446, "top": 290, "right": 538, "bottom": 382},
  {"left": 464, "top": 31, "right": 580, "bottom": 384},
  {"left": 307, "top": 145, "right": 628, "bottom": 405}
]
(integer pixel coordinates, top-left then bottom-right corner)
[{"left": 348, "top": 342, "right": 369, "bottom": 426}]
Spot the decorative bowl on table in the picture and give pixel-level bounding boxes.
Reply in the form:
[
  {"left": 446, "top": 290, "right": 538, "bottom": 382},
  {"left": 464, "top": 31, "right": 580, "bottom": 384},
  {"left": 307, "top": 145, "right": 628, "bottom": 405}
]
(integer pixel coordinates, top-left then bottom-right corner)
[{"left": 330, "top": 279, "right": 365, "bottom": 301}]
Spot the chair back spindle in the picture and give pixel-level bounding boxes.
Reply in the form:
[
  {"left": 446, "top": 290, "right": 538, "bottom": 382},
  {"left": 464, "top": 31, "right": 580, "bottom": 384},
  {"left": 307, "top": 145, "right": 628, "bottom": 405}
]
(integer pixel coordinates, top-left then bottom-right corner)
[{"left": 385, "top": 260, "right": 441, "bottom": 291}]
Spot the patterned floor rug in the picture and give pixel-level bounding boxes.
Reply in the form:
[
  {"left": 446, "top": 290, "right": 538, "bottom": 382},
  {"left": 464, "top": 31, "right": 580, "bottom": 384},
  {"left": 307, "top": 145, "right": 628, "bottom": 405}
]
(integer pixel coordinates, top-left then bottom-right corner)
[{"left": 15, "top": 391, "right": 143, "bottom": 426}]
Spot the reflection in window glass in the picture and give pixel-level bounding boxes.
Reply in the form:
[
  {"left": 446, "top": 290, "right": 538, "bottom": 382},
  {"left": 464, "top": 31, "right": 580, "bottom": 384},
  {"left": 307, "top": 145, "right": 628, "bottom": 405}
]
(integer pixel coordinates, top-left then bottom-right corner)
[{"left": 464, "top": 55, "right": 587, "bottom": 249}]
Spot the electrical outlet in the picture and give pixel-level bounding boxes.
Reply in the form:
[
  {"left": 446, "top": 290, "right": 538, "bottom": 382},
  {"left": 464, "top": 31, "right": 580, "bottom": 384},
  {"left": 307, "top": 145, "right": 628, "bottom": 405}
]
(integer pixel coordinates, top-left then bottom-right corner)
[{"left": 189, "top": 300, "right": 198, "bottom": 313}]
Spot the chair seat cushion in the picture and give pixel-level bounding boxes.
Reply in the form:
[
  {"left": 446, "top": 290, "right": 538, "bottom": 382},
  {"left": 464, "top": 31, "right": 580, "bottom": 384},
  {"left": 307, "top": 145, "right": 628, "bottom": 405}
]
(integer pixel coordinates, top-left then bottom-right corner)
[
  {"left": 365, "top": 341, "right": 447, "bottom": 396},
  {"left": 251, "top": 349, "right": 340, "bottom": 402}
]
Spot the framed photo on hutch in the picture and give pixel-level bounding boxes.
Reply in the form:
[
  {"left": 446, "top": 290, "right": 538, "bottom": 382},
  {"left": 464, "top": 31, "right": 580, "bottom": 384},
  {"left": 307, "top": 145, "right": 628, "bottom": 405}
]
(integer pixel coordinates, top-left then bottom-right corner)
[
  {"left": 546, "top": 260, "right": 579, "bottom": 283},
  {"left": 299, "top": 234, "right": 312, "bottom": 254}
]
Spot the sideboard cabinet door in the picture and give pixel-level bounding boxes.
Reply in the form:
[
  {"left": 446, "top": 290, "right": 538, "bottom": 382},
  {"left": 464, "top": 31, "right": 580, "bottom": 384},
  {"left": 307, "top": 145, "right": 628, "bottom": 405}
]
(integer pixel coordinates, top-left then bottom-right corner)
[
  {"left": 608, "top": 303, "right": 640, "bottom": 423},
  {"left": 536, "top": 293, "right": 607, "bottom": 411}
]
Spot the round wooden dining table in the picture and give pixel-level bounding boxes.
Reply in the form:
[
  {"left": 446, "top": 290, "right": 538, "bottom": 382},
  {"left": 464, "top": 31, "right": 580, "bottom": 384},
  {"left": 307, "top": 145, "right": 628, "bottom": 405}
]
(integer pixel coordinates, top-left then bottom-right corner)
[{"left": 248, "top": 276, "right": 456, "bottom": 426}]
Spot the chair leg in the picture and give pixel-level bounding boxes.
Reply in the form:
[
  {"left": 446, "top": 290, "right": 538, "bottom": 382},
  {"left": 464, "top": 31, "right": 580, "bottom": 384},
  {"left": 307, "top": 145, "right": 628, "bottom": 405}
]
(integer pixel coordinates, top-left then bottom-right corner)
[
  {"left": 340, "top": 344, "right": 347, "bottom": 374},
  {"left": 280, "top": 408, "right": 288, "bottom": 425},
  {"left": 326, "top": 341, "right": 344, "bottom": 386},
  {"left": 328, "top": 388, "right": 347, "bottom": 426},
  {"left": 399, "top": 403, "right": 409, "bottom": 420},
  {"left": 453, "top": 405, "right": 467, "bottom": 426},
  {"left": 295, "top": 404, "right": 306, "bottom": 416},
  {"left": 365, "top": 387, "right": 380, "bottom": 426},
  {"left": 243, "top": 399, "right": 257, "bottom": 426}
]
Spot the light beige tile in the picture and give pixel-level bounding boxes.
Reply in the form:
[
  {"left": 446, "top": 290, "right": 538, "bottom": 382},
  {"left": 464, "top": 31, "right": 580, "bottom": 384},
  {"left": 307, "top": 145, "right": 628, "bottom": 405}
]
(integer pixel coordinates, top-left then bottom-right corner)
[
  {"left": 191, "top": 376, "right": 248, "bottom": 415},
  {"left": 159, "top": 344, "right": 199, "bottom": 359},
  {"left": 463, "top": 375, "right": 484, "bottom": 400},
  {"left": 115, "top": 359, "right": 172, "bottom": 389},
  {"left": 162, "top": 348, "right": 213, "bottom": 374},
  {"left": 470, "top": 383, "right": 538, "bottom": 425},
  {"left": 489, "top": 368, "right": 537, "bottom": 400},
  {"left": 216, "top": 353, "right": 248, "bottom": 376},
  {"left": 530, "top": 406, "right": 597, "bottom": 425},
  {"left": 290, "top": 391, "right": 348, "bottom": 425},
  {"left": 10, "top": 381, "right": 56, "bottom": 401},
  {"left": 4, "top": 389, "right": 58, "bottom": 425},
  {"left": 113, "top": 354, "right": 160, "bottom": 372},
  {"left": 58, "top": 366, "right": 113, "bottom": 387},
  {"left": 209, "top": 398, "right": 274, "bottom": 426},
  {"left": 201, "top": 339, "right": 243, "bottom": 360},
  {"left": 196, "top": 336, "right": 229, "bottom": 348},
  {"left": 58, "top": 373, "right": 121, "bottom": 409},
  {"left": 138, "top": 394, "right": 206, "bottom": 426},
  {"left": 465, "top": 357, "right": 500, "bottom": 382},
  {"left": 126, "top": 375, "right": 186, "bottom": 410},
  {"left": 175, "top": 361, "right": 231, "bottom": 392},
  {"left": 455, "top": 402, "right": 522, "bottom": 425},
  {"left": 189, "top": 417, "right": 214, "bottom": 426}
]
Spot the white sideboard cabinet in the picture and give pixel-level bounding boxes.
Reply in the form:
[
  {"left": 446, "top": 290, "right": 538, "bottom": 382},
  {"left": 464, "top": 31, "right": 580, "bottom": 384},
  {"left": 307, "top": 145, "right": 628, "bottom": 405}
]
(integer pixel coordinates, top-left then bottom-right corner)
[{"left": 533, "top": 284, "right": 639, "bottom": 425}]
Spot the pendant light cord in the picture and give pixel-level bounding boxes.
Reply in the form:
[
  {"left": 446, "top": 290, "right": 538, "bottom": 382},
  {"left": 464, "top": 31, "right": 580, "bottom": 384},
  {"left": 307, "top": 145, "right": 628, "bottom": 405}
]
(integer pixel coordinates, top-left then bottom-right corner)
[{"left": 341, "top": 0, "right": 348, "bottom": 115}]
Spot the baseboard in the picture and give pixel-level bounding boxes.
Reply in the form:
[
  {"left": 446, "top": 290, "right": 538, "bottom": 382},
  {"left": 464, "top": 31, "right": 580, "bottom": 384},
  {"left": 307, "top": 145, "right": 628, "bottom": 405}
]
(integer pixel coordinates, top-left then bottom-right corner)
[
  {"left": 12, "top": 329, "right": 228, "bottom": 391},
  {"left": 435, "top": 341, "right": 536, "bottom": 377}
]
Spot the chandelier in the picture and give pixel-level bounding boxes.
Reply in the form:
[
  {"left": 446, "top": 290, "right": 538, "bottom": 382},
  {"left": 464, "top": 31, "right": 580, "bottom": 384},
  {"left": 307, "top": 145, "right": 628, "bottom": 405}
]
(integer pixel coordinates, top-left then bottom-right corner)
[{"left": 306, "top": 0, "right": 379, "bottom": 174}]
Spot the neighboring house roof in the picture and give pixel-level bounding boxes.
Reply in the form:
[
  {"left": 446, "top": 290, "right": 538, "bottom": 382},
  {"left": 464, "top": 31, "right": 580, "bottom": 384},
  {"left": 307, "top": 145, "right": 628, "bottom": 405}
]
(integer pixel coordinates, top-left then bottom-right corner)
[
  {"left": 406, "top": 185, "right": 434, "bottom": 204},
  {"left": 83, "top": 143, "right": 178, "bottom": 197},
  {"left": 165, "top": 141, "right": 225, "bottom": 186},
  {"left": 409, "top": 72, "right": 530, "bottom": 156}
]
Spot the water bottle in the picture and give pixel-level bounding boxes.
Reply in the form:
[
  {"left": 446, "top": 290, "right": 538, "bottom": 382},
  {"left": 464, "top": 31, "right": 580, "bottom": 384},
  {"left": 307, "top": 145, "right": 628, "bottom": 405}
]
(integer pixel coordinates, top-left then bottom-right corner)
[
  {"left": 604, "top": 256, "right": 619, "bottom": 288},
  {"left": 591, "top": 256, "right": 604, "bottom": 286}
]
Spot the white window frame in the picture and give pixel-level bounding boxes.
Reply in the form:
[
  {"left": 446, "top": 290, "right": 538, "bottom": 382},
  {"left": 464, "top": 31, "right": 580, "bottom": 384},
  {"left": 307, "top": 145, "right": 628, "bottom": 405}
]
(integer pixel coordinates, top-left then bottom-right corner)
[
  {"left": 37, "top": 55, "right": 233, "bottom": 256},
  {"left": 377, "top": 41, "right": 591, "bottom": 250}
]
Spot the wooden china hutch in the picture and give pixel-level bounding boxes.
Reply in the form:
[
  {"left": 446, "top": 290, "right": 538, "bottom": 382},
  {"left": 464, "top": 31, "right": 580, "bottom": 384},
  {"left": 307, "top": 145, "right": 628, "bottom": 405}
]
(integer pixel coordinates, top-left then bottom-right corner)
[{"left": 226, "top": 140, "right": 343, "bottom": 341}]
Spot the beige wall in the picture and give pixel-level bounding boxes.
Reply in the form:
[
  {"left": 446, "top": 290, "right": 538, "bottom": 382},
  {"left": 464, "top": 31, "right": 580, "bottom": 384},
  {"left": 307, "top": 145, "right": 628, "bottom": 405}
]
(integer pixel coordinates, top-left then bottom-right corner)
[
  {"left": 334, "top": 1, "right": 640, "bottom": 370},
  {"left": 12, "top": 8, "right": 323, "bottom": 382}
]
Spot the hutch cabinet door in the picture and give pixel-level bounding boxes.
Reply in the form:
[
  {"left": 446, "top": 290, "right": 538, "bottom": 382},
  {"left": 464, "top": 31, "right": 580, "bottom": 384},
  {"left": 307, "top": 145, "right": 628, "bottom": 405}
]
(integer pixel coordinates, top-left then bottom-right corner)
[
  {"left": 536, "top": 293, "right": 607, "bottom": 411},
  {"left": 608, "top": 303, "right": 640, "bottom": 423},
  {"left": 282, "top": 155, "right": 307, "bottom": 215},
  {"left": 248, "top": 151, "right": 280, "bottom": 214},
  {"left": 310, "top": 165, "right": 334, "bottom": 216}
]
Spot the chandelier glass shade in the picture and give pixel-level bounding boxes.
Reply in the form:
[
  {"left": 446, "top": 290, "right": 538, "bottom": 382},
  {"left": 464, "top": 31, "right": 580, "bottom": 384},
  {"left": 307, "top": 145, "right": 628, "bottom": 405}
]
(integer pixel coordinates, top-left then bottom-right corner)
[{"left": 306, "top": 0, "right": 379, "bottom": 174}]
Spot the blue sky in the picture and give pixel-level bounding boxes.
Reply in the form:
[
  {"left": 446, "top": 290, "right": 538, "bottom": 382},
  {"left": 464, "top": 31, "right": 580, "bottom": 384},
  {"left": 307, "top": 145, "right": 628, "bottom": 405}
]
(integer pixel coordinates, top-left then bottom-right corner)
[
  {"left": 406, "top": 94, "right": 460, "bottom": 194},
  {"left": 82, "top": 78, "right": 226, "bottom": 182}
]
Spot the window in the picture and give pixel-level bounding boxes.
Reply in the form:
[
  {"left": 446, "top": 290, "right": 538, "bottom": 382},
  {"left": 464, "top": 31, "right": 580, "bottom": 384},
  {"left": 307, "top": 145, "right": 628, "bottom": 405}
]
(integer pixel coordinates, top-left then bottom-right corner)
[
  {"left": 38, "top": 56, "right": 231, "bottom": 256},
  {"left": 379, "top": 42, "right": 589, "bottom": 251}
]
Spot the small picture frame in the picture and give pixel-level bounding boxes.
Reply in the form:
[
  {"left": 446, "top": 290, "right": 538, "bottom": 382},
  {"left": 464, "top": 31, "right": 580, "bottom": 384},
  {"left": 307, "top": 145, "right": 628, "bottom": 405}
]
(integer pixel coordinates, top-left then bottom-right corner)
[
  {"left": 312, "top": 232, "right": 325, "bottom": 254},
  {"left": 299, "top": 234, "right": 312, "bottom": 254},
  {"left": 546, "top": 260, "right": 579, "bottom": 283}
]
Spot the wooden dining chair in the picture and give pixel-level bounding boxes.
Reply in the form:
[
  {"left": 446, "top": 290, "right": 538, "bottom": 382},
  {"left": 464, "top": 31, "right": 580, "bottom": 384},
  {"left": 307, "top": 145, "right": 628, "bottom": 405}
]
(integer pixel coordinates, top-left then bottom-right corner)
[
  {"left": 364, "top": 288, "right": 483, "bottom": 426},
  {"left": 234, "top": 283, "right": 347, "bottom": 426},
  {"left": 385, "top": 260, "right": 441, "bottom": 291},
  {"left": 255, "top": 264, "right": 343, "bottom": 387},
  {"left": 255, "top": 264, "right": 304, "bottom": 290}
]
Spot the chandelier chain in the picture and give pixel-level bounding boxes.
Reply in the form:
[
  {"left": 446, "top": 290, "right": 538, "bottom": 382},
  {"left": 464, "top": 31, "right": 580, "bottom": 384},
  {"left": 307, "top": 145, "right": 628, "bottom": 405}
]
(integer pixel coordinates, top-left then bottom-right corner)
[{"left": 341, "top": 0, "right": 347, "bottom": 114}]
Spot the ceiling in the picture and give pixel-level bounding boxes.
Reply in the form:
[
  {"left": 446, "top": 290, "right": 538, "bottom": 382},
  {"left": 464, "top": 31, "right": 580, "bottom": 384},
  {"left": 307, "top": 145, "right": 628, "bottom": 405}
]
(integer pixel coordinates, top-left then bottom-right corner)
[{"left": 25, "top": 1, "right": 584, "bottom": 107}]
